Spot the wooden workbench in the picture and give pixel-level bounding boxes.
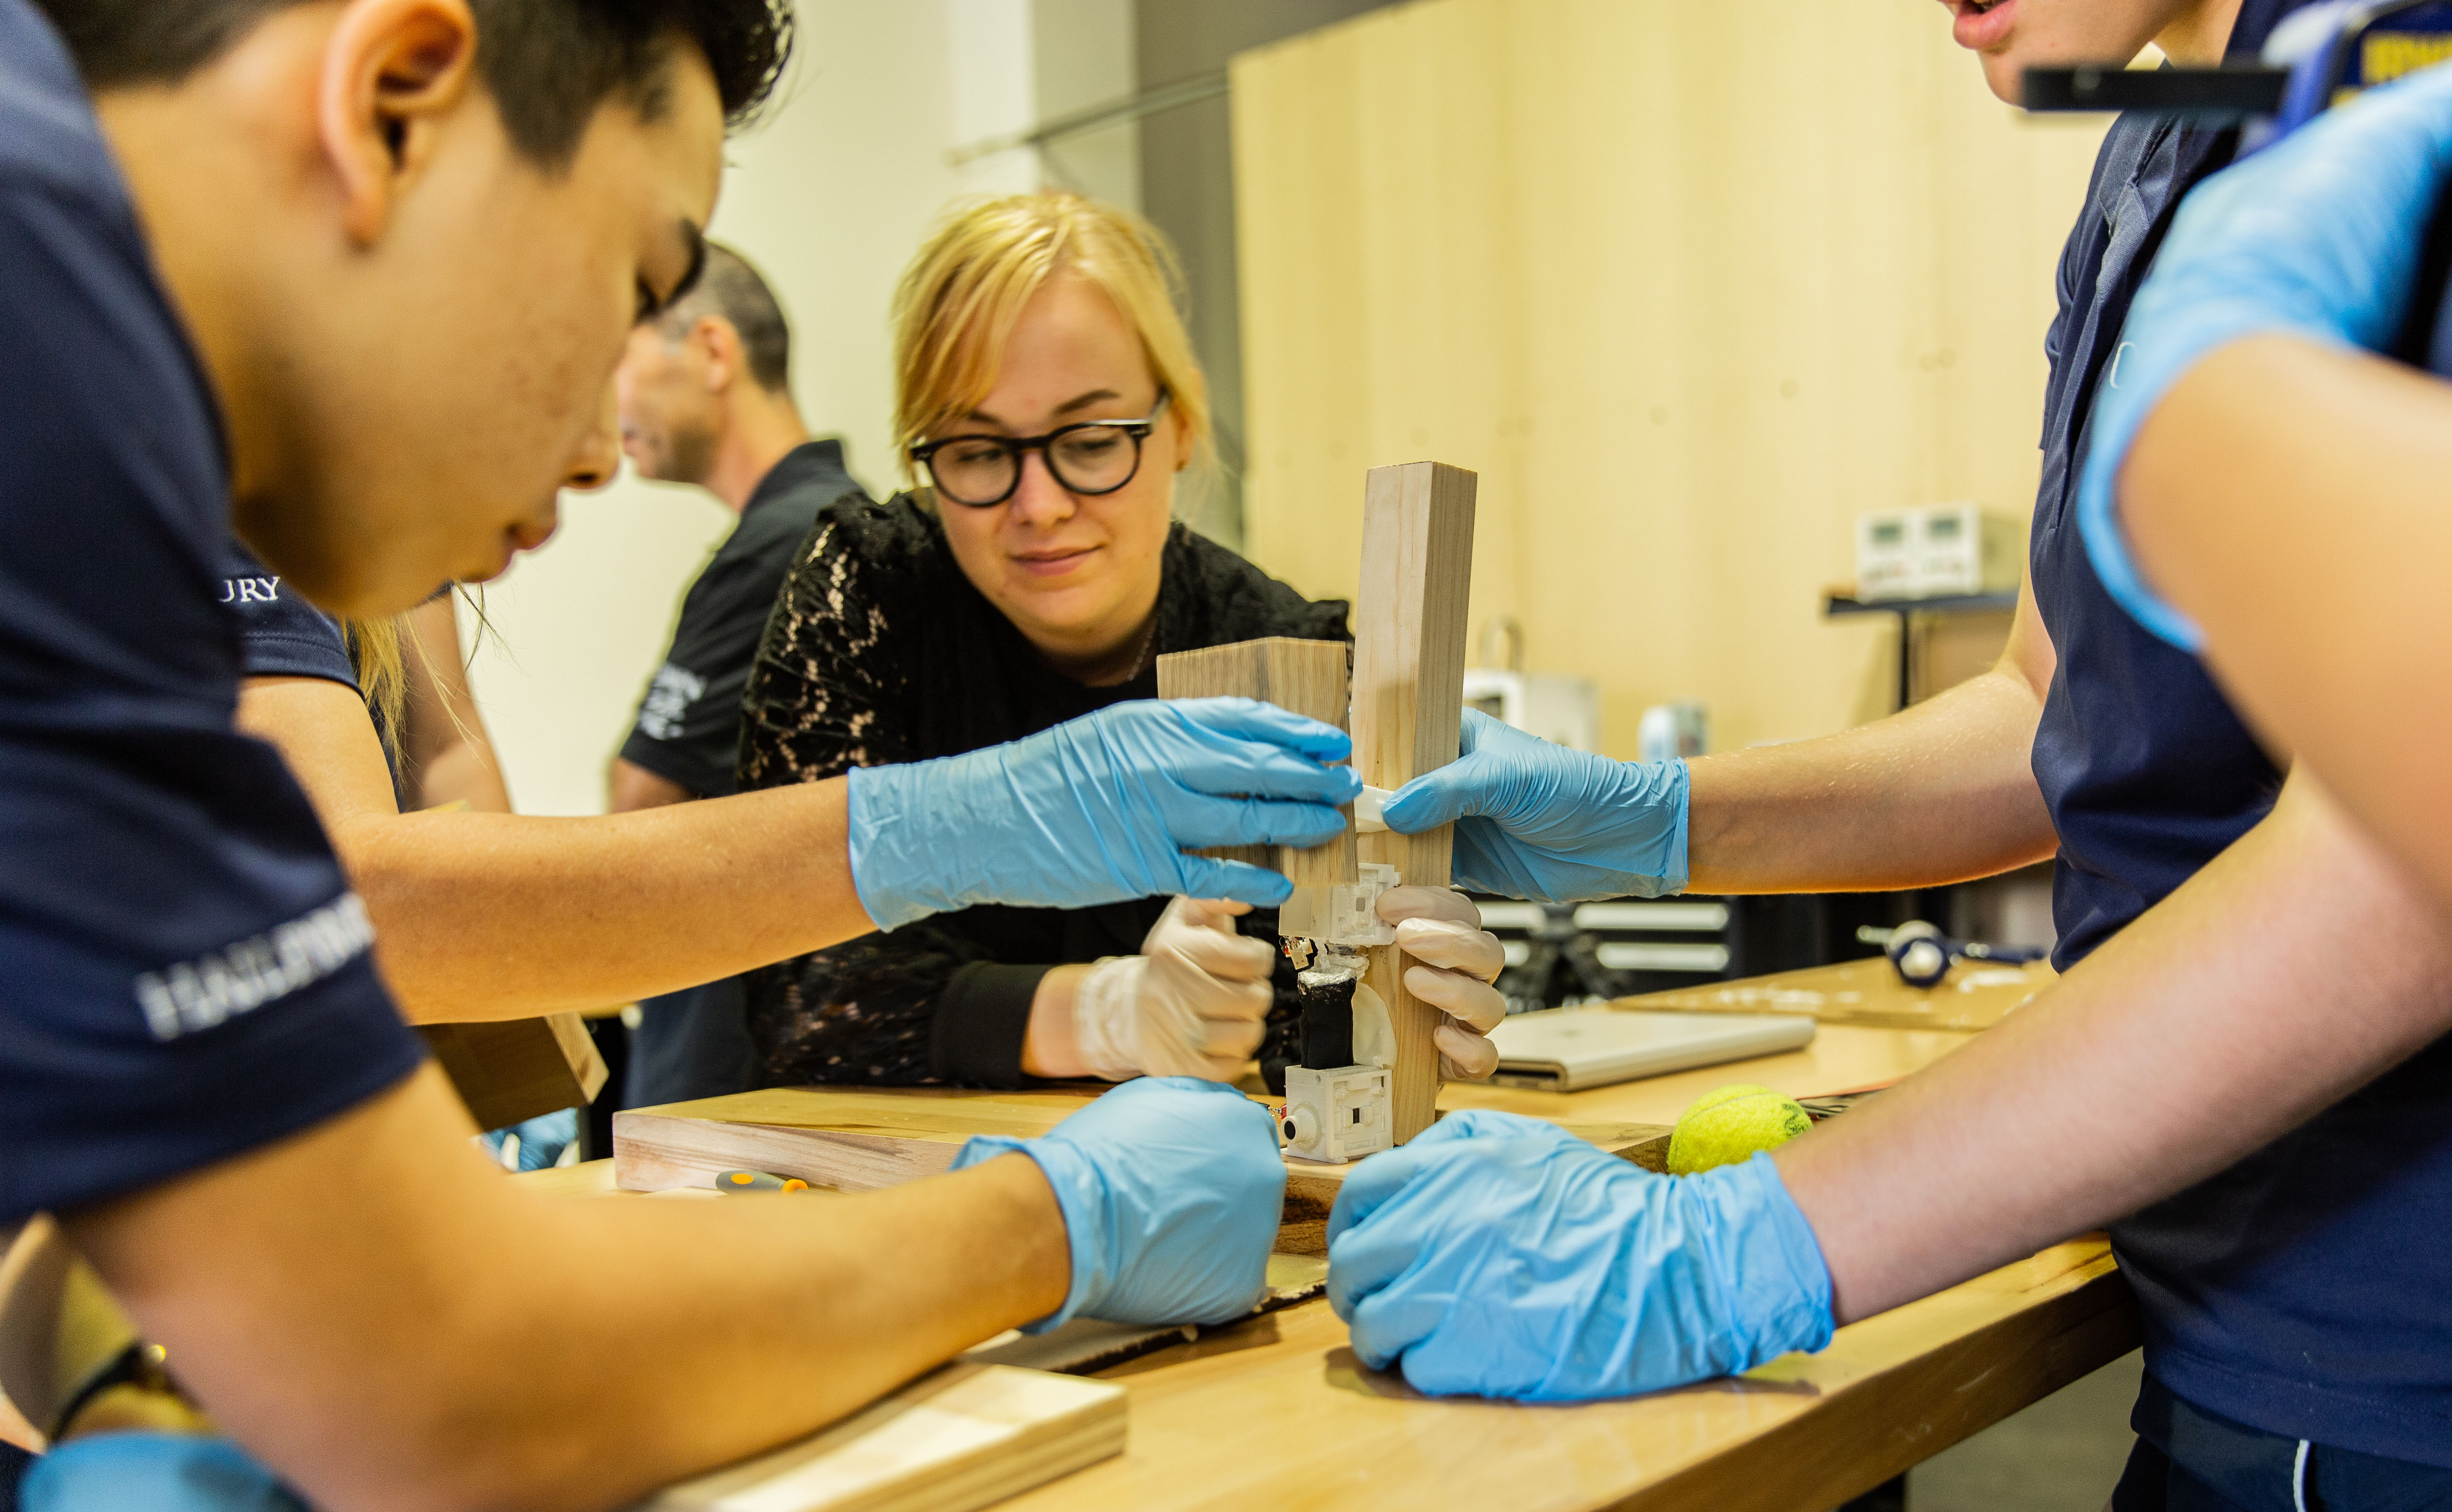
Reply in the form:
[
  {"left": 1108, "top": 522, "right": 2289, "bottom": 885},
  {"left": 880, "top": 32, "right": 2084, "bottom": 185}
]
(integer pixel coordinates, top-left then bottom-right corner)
[
  {"left": 530, "top": 958, "right": 2136, "bottom": 1510},
  {"left": 1000, "top": 1236, "right": 2132, "bottom": 1512}
]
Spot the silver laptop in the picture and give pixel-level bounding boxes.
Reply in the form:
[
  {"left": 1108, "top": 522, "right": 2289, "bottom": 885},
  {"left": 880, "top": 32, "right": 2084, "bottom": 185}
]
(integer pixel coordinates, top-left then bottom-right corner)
[{"left": 1486, "top": 1008, "right": 1817, "bottom": 1092}]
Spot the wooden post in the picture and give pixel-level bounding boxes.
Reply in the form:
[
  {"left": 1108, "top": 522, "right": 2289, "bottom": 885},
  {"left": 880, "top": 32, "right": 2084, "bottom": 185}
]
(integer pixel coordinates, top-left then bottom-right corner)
[
  {"left": 1155, "top": 637, "right": 1357, "bottom": 888},
  {"left": 1352, "top": 462, "right": 1476, "bottom": 1143}
]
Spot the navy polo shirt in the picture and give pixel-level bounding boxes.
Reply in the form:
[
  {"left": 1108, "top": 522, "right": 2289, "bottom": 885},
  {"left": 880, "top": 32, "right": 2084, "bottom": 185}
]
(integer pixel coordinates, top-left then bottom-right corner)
[
  {"left": 219, "top": 542, "right": 362, "bottom": 691},
  {"left": 0, "top": 0, "right": 422, "bottom": 1225},
  {"left": 2035, "top": 0, "right": 2452, "bottom": 1463}
]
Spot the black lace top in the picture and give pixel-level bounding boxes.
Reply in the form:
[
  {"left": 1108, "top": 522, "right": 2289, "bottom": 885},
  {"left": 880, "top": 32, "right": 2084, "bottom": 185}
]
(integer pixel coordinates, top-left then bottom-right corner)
[{"left": 736, "top": 493, "right": 1350, "bottom": 1088}]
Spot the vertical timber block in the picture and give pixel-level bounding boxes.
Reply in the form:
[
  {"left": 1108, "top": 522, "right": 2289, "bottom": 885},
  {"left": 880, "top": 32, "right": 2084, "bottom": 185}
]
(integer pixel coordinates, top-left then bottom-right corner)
[
  {"left": 1155, "top": 637, "right": 1358, "bottom": 888},
  {"left": 418, "top": 1012, "right": 609, "bottom": 1133},
  {"left": 1354, "top": 461, "right": 1476, "bottom": 1143}
]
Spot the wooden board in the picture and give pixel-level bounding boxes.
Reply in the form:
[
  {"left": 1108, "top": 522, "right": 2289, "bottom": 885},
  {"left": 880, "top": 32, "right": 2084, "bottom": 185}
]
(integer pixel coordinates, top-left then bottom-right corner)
[
  {"left": 612, "top": 1086, "right": 1667, "bottom": 1257},
  {"left": 1624, "top": 957, "right": 2056, "bottom": 1034},
  {"left": 1446, "top": 1022, "right": 1974, "bottom": 1128},
  {"left": 419, "top": 1012, "right": 608, "bottom": 1132},
  {"left": 1353, "top": 461, "right": 1477, "bottom": 1143},
  {"left": 1154, "top": 637, "right": 1356, "bottom": 887},
  {"left": 613, "top": 1087, "right": 1092, "bottom": 1192},
  {"left": 614, "top": 1087, "right": 1352, "bottom": 1255},
  {"left": 638, "top": 1362, "right": 1123, "bottom": 1512}
]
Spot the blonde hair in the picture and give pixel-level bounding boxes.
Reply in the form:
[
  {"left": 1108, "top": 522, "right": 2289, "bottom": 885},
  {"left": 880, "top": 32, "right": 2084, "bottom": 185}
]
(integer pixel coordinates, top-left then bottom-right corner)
[
  {"left": 891, "top": 192, "right": 1211, "bottom": 484},
  {"left": 343, "top": 590, "right": 489, "bottom": 763},
  {"left": 343, "top": 616, "right": 408, "bottom": 757}
]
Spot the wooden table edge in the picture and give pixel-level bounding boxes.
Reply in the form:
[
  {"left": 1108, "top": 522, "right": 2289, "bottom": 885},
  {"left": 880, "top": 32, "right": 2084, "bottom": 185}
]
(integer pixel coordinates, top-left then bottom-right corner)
[{"left": 1618, "top": 1243, "right": 2138, "bottom": 1511}]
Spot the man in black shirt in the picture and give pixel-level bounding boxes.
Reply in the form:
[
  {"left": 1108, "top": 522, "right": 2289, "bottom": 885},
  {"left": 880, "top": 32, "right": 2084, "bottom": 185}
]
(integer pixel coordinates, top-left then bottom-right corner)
[{"left": 613, "top": 242, "right": 866, "bottom": 1105}]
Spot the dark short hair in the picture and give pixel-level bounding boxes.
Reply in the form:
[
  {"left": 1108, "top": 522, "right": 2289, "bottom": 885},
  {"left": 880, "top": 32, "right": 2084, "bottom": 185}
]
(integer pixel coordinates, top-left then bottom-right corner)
[
  {"left": 656, "top": 242, "right": 793, "bottom": 391},
  {"left": 35, "top": 0, "right": 794, "bottom": 166}
]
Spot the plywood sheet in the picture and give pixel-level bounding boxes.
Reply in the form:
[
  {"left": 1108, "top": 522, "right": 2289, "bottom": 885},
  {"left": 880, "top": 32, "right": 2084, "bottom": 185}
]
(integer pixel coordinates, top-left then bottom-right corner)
[{"left": 638, "top": 1362, "right": 1123, "bottom": 1512}]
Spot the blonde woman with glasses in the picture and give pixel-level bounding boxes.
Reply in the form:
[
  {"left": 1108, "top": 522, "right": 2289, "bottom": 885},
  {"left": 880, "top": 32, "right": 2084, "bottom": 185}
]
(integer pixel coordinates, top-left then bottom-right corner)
[{"left": 737, "top": 192, "right": 1508, "bottom": 1093}]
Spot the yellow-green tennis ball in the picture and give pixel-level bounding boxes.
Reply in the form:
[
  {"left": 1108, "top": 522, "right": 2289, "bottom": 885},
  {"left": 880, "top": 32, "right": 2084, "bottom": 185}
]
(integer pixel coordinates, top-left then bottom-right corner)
[{"left": 1666, "top": 1083, "right": 1812, "bottom": 1176}]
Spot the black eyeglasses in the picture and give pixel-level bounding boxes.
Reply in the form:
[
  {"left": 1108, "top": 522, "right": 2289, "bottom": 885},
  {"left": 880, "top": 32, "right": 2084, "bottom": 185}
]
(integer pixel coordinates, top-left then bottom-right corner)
[{"left": 910, "top": 393, "right": 1170, "bottom": 508}]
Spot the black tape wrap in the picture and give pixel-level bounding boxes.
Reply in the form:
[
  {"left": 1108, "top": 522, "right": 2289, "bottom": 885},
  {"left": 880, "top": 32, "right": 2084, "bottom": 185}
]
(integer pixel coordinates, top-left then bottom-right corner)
[{"left": 1297, "top": 970, "right": 1356, "bottom": 1071}]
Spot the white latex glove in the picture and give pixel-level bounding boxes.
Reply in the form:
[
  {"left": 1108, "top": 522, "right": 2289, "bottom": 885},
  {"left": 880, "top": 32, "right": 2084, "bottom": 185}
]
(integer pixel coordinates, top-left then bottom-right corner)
[
  {"left": 1074, "top": 896, "right": 1279, "bottom": 1081},
  {"left": 1377, "top": 886, "right": 1508, "bottom": 1081}
]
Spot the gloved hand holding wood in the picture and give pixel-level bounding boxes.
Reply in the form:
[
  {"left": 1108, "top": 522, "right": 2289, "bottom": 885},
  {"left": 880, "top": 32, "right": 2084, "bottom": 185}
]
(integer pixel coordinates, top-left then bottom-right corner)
[
  {"left": 1073, "top": 897, "right": 1279, "bottom": 1081},
  {"left": 1375, "top": 886, "right": 1509, "bottom": 1081}
]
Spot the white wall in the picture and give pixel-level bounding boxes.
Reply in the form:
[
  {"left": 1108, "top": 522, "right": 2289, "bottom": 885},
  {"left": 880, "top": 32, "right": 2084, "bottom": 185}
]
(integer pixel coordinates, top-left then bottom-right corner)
[
  {"left": 463, "top": 3, "right": 990, "bottom": 813},
  {"left": 949, "top": 0, "right": 1042, "bottom": 196},
  {"left": 468, "top": 3, "right": 1134, "bottom": 815}
]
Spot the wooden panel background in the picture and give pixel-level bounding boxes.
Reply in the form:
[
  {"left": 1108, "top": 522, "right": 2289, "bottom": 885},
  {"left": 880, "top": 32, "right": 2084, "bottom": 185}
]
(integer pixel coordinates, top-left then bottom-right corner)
[{"left": 1230, "top": 0, "right": 2113, "bottom": 754}]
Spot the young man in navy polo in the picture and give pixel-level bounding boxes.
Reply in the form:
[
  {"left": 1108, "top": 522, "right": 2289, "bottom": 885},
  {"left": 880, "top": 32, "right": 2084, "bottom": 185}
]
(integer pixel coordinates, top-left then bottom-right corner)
[{"left": 0, "top": 3, "right": 1356, "bottom": 1505}]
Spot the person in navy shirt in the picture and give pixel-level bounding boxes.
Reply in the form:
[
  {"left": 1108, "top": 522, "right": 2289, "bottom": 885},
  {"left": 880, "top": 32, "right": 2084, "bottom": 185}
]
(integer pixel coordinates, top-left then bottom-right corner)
[
  {"left": 2089, "top": 61, "right": 2452, "bottom": 947},
  {"left": 1316, "top": 0, "right": 2452, "bottom": 1504},
  {"left": 1, "top": 3, "right": 1357, "bottom": 1508}
]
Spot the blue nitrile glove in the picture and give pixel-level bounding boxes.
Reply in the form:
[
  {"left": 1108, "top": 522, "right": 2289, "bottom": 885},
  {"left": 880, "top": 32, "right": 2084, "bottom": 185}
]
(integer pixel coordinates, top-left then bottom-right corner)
[
  {"left": 2077, "top": 60, "right": 2452, "bottom": 651},
  {"left": 483, "top": 1107, "right": 577, "bottom": 1171},
  {"left": 950, "top": 1077, "right": 1284, "bottom": 1332},
  {"left": 23, "top": 1434, "right": 307, "bottom": 1512},
  {"left": 847, "top": 697, "right": 1363, "bottom": 930},
  {"left": 1325, "top": 1111, "right": 1833, "bottom": 1401},
  {"left": 1378, "top": 708, "right": 1689, "bottom": 902}
]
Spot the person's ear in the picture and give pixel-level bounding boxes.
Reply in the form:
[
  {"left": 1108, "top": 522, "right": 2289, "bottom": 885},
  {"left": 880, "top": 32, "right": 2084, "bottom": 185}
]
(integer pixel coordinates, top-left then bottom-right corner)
[
  {"left": 318, "top": 0, "right": 480, "bottom": 247},
  {"left": 1170, "top": 400, "right": 1195, "bottom": 473},
  {"left": 693, "top": 317, "right": 739, "bottom": 396}
]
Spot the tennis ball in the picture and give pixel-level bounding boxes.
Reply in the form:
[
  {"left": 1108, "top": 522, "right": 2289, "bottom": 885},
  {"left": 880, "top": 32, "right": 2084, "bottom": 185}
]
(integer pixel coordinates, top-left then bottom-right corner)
[{"left": 1665, "top": 1083, "right": 1812, "bottom": 1176}]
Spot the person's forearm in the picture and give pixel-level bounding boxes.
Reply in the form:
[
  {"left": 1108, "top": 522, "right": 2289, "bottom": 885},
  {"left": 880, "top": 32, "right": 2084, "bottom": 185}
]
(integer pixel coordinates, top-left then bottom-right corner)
[
  {"left": 1779, "top": 770, "right": 2452, "bottom": 1322},
  {"left": 1021, "top": 964, "right": 1093, "bottom": 1079},
  {"left": 608, "top": 756, "right": 695, "bottom": 814},
  {"left": 2126, "top": 334, "right": 2452, "bottom": 918},
  {"left": 412, "top": 740, "right": 510, "bottom": 814},
  {"left": 401, "top": 595, "right": 511, "bottom": 814},
  {"left": 1686, "top": 649, "right": 2057, "bottom": 892},
  {"left": 345, "top": 783, "right": 877, "bottom": 1019},
  {"left": 70, "top": 1068, "right": 1068, "bottom": 1512}
]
